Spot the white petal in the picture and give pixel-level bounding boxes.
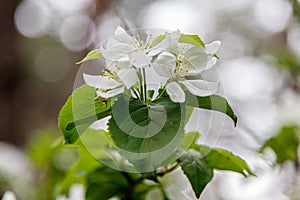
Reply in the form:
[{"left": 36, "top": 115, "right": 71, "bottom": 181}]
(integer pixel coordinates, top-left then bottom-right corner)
[
  {"left": 129, "top": 50, "right": 152, "bottom": 68},
  {"left": 83, "top": 73, "right": 102, "bottom": 88},
  {"left": 153, "top": 52, "right": 176, "bottom": 77},
  {"left": 105, "top": 27, "right": 132, "bottom": 50},
  {"left": 96, "top": 86, "right": 124, "bottom": 99},
  {"left": 160, "top": 167, "right": 198, "bottom": 200},
  {"left": 183, "top": 46, "right": 207, "bottom": 75},
  {"left": 181, "top": 79, "right": 219, "bottom": 96},
  {"left": 145, "top": 31, "right": 152, "bottom": 46},
  {"left": 113, "top": 26, "right": 132, "bottom": 44},
  {"left": 166, "top": 82, "right": 185, "bottom": 103},
  {"left": 106, "top": 55, "right": 131, "bottom": 72},
  {"left": 2, "top": 191, "right": 17, "bottom": 200},
  {"left": 167, "top": 30, "right": 181, "bottom": 54},
  {"left": 101, "top": 43, "right": 134, "bottom": 61},
  {"left": 205, "top": 40, "right": 221, "bottom": 54},
  {"left": 147, "top": 48, "right": 162, "bottom": 57},
  {"left": 117, "top": 68, "right": 138, "bottom": 88},
  {"left": 69, "top": 184, "right": 85, "bottom": 200},
  {"left": 83, "top": 74, "right": 122, "bottom": 90},
  {"left": 116, "top": 55, "right": 131, "bottom": 69},
  {"left": 146, "top": 188, "right": 163, "bottom": 200},
  {"left": 148, "top": 30, "right": 181, "bottom": 56},
  {"left": 106, "top": 37, "right": 119, "bottom": 49},
  {"left": 105, "top": 60, "right": 118, "bottom": 72},
  {"left": 206, "top": 57, "right": 218, "bottom": 70}
]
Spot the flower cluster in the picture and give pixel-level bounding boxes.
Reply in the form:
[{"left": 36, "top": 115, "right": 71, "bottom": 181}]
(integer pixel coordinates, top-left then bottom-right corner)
[{"left": 83, "top": 26, "right": 221, "bottom": 103}]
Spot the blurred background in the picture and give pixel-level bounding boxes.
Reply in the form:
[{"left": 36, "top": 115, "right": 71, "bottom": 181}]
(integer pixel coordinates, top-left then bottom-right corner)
[{"left": 1, "top": 0, "right": 300, "bottom": 199}]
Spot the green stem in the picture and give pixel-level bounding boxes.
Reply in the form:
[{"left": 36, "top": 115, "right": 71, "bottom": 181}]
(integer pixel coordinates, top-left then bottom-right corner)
[
  {"left": 156, "top": 86, "right": 166, "bottom": 100},
  {"left": 142, "top": 68, "right": 147, "bottom": 103},
  {"left": 131, "top": 88, "right": 140, "bottom": 100},
  {"left": 137, "top": 69, "right": 144, "bottom": 102}
]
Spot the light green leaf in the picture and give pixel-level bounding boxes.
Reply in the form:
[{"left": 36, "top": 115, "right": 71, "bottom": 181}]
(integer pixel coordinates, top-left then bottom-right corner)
[
  {"left": 186, "top": 94, "right": 237, "bottom": 126},
  {"left": 178, "top": 150, "right": 213, "bottom": 198},
  {"left": 58, "top": 84, "right": 112, "bottom": 143},
  {"left": 184, "top": 106, "right": 194, "bottom": 124},
  {"left": 150, "top": 34, "right": 166, "bottom": 47},
  {"left": 108, "top": 95, "right": 185, "bottom": 171},
  {"left": 76, "top": 49, "right": 102, "bottom": 64},
  {"left": 56, "top": 131, "right": 103, "bottom": 195},
  {"left": 260, "top": 125, "right": 299, "bottom": 164},
  {"left": 179, "top": 34, "right": 204, "bottom": 47},
  {"left": 201, "top": 146, "right": 255, "bottom": 177},
  {"left": 180, "top": 131, "right": 200, "bottom": 150}
]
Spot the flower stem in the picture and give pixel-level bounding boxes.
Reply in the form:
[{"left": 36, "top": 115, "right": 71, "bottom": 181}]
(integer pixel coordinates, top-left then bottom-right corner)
[
  {"left": 156, "top": 86, "right": 166, "bottom": 100},
  {"left": 142, "top": 68, "right": 147, "bottom": 103},
  {"left": 131, "top": 88, "right": 140, "bottom": 100},
  {"left": 137, "top": 69, "right": 144, "bottom": 101}
]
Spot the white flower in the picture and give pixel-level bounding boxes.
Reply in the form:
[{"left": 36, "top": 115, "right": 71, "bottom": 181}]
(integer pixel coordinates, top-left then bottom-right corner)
[
  {"left": 88, "top": 26, "right": 172, "bottom": 99},
  {"left": 153, "top": 41, "right": 220, "bottom": 103},
  {"left": 56, "top": 184, "right": 85, "bottom": 200},
  {"left": 159, "top": 167, "right": 198, "bottom": 200},
  {"left": 148, "top": 30, "right": 181, "bottom": 56},
  {"left": 205, "top": 40, "right": 221, "bottom": 70},
  {"left": 101, "top": 26, "right": 153, "bottom": 70},
  {"left": 83, "top": 73, "right": 124, "bottom": 99},
  {"left": 83, "top": 27, "right": 221, "bottom": 101},
  {"left": 145, "top": 167, "right": 197, "bottom": 200},
  {"left": 2, "top": 191, "right": 17, "bottom": 200}
]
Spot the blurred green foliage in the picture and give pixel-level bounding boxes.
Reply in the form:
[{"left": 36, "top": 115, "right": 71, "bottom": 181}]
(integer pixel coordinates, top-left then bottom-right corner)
[{"left": 260, "top": 125, "right": 300, "bottom": 165}]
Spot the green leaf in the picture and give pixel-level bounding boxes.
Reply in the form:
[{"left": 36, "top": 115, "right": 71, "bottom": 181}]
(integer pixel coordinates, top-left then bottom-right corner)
[
  {"left": 108, "top": 95, "right": 185, "bottom": 171},
  {"left": 150, "top": 34, "right": 166, "bottom": 47},
  {"left": 78, "top": 128, "right": 111, "bottom": 158},
  {"left": 56, "top": 133, "right": 103, "bottom": 195},
  {"left": 178, "top": 150, "right": 213, "bottom": 198},
  {"left": 186, "top": 94, "right": 237, "bottom": 126},
  {"left": 260, "top": 126, "right": 299, "bottom": 164},
  {"left": 58, "top": 85, "right": 112, "bottom": 143},
  {"left": 86, "top": 166, "right": 146, "bottom": 200},
  {"left": 184, "top": 106, "right": 194, "bottom": 124},
  {"left": 180, "top": 131, "right": 200, "bottom": 150},
  {"left": 179, "top": 34, "right": 204, "bottom": 47},
  {"left": 86, "top": 167, "right": 130, "bottom": 200},
  {"left": 141, "top": 171, "right": 158, "bottom": 182},
  {"left": 147, "top": 89, "right": 155, "bottom": 100},
  {"left": 201, "top": 146, "right": 254, "bottom": 177},
  {"left": 76, "top": 49, "right": 102, "bottom": 64}
]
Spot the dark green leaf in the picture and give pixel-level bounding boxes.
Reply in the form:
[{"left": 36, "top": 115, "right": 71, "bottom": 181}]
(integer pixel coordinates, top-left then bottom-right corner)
[
  {"left": 186, "top": 93, "right": 237, "bottom": 126},
  {"left": 201, "top": 146, "right": 254, "bottom": 177},
  {"left": 260, "top": 126, "right": 299, "bottom": 164},
  {"left": 109, "top": 95, "right": 185, "bottom": 171},
  {"left": 178, "top": 150, "right": 213, "bottom": 198},
  {"left": 147, "top": 89, "right": 155, "bottom": 100},
  {"left": 76, "top": 49, "right": 102, "bottom": 64},
  {"left": 141, "top": 171, "right": 158, "bottom": 182},
  {"left": 86, "top": 167, "right": 129, "bottom": 200},
  {"left": 86, "top": 166, "right": 146, "bottom": 200},
  {"left": 58, "top": 85, "right": 112, "bottom": 143},
  {"left": 179, "top": 34, "right": 204, "bottom": 47}
]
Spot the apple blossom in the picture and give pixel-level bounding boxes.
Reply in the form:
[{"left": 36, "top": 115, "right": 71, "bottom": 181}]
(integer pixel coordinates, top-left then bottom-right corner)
[{"left": 153, "top": 38, "right": 220, "bottom": 103}]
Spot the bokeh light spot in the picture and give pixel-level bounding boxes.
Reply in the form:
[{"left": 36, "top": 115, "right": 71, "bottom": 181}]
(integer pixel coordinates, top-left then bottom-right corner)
[
  {"left": 34, "top": 47, "right": 70, "bottom": 83},
  {"left": 14, "top": 1, "right": 49, "bottom": 38},
  {"left": 59, "top": 15, "right": 96, "bottom": 51},
  {"left": 253, "top": 0, "right": 292, "bottom": 34}
]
